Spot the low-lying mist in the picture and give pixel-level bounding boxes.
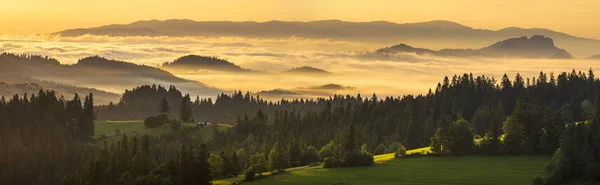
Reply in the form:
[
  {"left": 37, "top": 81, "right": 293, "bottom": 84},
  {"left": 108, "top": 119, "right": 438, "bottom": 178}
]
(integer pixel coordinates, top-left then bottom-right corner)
[{"left": 2, "top": 34, "right": 599, "bottom": 100}]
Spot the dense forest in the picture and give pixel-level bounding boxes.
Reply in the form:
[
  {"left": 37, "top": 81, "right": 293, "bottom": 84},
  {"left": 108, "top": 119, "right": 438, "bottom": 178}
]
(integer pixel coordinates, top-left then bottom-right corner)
[
  {"left": 3, "top": 69, "right": 600, "bottom": 185},
  {"left": 0, "top": 91, "right": 95, "bottom": 185},
  {"left": 101, "top": 69, "right": 598, "bottom": 150}
]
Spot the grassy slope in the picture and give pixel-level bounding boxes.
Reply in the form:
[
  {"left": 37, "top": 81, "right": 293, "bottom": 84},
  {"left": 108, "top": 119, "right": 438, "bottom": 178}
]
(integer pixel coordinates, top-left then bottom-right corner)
[
  {"left": 95, "top": 120, "right": 226, "bottom": 141},
  {"left": 220, "top": 147, "right": 549, "bottom": 185}
]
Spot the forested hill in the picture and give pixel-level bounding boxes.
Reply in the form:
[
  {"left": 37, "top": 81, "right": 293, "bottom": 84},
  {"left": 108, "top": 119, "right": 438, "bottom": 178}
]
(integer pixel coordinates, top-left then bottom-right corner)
[
  {"left": 161, "top": 55, "right": 251, "bottom": 73},
  {"left": 96, "top": 85, "right": 329, "bottom": 123}
]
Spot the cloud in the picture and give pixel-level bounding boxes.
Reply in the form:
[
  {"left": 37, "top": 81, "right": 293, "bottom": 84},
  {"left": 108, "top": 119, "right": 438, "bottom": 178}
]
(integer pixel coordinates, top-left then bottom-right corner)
[{"left": 2, "top": 42, "right": 22, "bottom": 49}]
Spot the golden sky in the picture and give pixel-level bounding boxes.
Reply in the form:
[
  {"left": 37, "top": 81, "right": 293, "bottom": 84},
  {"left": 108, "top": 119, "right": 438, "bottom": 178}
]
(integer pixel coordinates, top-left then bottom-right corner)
[{"left": 1, "top": 0, "right": 599, "bottom": 39}]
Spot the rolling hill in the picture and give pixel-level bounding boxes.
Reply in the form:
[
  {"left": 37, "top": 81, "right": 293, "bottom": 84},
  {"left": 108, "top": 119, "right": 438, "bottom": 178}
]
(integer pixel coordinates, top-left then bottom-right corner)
[
  {"left": 54, "top": 19, "right": 600, "bottom": 57},
  {"left": 162, "top": 55, "right": 251, "bottom": 73}
]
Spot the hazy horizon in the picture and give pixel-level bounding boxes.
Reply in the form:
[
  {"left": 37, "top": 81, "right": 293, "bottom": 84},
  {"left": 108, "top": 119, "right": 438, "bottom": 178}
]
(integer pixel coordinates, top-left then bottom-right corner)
[{"left": 2, "top": 0, "right": 600, "bottom": 39}]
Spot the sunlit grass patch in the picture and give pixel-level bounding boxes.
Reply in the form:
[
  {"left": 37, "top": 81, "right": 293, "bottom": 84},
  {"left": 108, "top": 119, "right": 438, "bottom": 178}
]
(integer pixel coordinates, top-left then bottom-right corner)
[
  {"left": 374, "top": 153, "right": 395, "bottom": 163},
  {"left": 406, "top": 147, "right": 432, "bottom": 154}
]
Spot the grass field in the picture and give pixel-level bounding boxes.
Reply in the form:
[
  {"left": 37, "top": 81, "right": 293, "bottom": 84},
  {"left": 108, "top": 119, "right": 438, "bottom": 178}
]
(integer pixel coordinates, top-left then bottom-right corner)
[
  {"left": 95, "top": 120, "right": 227, "bottom": 140},
  {"left": 222, "top": 150, "right": 549, "bottom": 185}
]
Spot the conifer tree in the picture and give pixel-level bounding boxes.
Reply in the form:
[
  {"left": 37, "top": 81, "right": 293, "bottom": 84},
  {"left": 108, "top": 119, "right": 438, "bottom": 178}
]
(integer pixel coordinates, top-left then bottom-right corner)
[
  {"left": 180, "top": 94, "right": 192, "bottom": 123},
  {"left": 80, "top": 93, "right": 95, "bottom": 141},
  {"left": 158, "top": 98, "right": 170, "bottom": 123}
]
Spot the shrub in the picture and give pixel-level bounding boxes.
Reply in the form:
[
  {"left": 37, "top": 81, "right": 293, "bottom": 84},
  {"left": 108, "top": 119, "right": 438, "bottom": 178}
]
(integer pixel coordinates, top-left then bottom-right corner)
[
  {"left": 144, "top": 116, "right": 161, "bottom": 128},
  {"left": 374, "top": 143, "right": 387, "bottom": 155},
  {"left": 344, "top": 151, "right": 374, "bottom": 167},
  {"left": 208, "top": 154, "right": 225, "bottom": 178},
  {"left": 319, "top": 141, "right": 337, "bottom": 160},
  {"left": 395, "top": 144, "right": 407, "bottom": 157},
  {"left": 431, "top": 119, "right": 474, "bottom": 155},
  {"left": 322, "top": 157, "right": 344, "bottom": 168},
  {"left": 387, "top": 142, "right": 404, "bottom": 153},
  {"left": 301, "top": 145, "right": 320, "bottom": 164}
]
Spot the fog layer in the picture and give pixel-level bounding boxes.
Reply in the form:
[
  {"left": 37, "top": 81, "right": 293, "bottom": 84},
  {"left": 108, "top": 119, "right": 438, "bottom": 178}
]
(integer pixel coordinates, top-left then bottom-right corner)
[{"left": 2, "top": 34, "right": 599, "bottom": 98}]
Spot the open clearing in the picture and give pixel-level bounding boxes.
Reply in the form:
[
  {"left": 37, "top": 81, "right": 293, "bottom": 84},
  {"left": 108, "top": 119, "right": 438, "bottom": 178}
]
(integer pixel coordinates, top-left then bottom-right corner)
[{"left": 95, "top": 120, "right": 228, "bottom": 140}]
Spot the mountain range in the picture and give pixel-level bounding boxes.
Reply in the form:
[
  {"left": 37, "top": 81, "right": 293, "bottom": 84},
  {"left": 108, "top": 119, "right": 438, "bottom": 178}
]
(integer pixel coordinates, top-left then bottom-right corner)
[
  {"left": 55, "top": 19, "right": 600, "bottom": 57},
  {"left": 376, "top": 35, "right": 573, "bottom": 59}
]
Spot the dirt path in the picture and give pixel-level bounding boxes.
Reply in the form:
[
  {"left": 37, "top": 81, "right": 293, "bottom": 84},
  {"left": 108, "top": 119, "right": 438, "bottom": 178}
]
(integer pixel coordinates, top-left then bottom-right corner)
[{"left": 216, "top": 123, "right": 233, "bottom": 128}]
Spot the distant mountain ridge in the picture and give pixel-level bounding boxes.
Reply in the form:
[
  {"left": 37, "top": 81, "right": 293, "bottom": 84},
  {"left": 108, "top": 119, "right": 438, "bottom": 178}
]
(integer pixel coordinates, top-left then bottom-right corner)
[
  {"left": 161, "top": 55, "right": 251, "bottom": 72},
  {"left": 0, "top": 53, "right": 221, "bottom": 96},
  {"left": 376, "top": 35, "right": 573, "bottom": 59},
  {"left": 54, "top": 19, "right": 600, "bottom": 57}
]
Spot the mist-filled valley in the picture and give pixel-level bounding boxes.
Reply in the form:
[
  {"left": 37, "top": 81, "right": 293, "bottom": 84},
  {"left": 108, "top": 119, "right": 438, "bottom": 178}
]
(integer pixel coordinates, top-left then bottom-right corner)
[{"left": 3, "top": 32, "right": 600, "bottom": 103}]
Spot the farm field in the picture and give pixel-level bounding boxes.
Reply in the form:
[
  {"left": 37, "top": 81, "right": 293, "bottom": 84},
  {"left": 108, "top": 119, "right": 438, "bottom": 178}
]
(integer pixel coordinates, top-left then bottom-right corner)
[{"left": 218, "top": 149, "right": 549, "bottom": 185}]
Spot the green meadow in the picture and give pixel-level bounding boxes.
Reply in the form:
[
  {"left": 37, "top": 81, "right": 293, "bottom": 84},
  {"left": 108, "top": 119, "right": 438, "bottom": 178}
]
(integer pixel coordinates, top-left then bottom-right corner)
[{"left": 216, "top": 147, "right": 549, "bottom": 185}]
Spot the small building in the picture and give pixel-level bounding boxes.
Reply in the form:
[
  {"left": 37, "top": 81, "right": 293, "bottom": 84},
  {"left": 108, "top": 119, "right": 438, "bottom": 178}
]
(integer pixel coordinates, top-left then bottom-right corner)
[{"left": 196, "top": 121, "right": 212, "bottom": 125}]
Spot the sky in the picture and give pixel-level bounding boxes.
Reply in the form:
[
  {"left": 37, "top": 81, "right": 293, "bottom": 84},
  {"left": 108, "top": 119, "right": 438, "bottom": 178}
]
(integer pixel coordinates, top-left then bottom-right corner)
[{"left": 1, "top": 0, "right": 600, "bottom": 39}]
